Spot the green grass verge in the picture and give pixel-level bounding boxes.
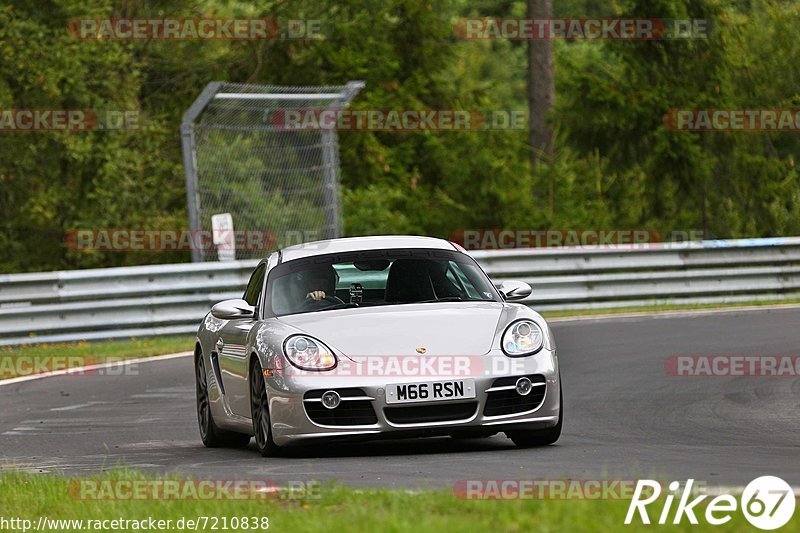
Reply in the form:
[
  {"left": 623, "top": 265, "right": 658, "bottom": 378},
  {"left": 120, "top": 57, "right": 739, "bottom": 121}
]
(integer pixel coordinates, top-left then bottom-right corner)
[
  {"left": 0, "top": 471, "right": 754, "bottom": 532},
  {"left": 540, "top": 298, "right": 800, "bottom": 319},
  {"left": 0, "top": 336, "right": 193, "bottom": 380}
]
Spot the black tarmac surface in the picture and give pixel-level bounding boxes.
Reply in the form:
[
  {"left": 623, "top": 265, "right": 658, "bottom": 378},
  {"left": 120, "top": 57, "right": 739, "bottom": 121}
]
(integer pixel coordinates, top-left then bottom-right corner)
[{"left": 2, "top": 307, "right": 798, "bottom": 489}]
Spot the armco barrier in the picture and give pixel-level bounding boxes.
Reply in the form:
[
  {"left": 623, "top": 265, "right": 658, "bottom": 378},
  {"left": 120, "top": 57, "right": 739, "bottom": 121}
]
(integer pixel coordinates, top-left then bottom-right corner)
[{"left": 1, "top": 237, "right": 799, "bottom": 345}]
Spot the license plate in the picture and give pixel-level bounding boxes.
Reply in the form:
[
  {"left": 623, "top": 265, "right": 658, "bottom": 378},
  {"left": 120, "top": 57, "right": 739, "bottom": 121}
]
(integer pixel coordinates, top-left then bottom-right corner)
[{"left": 386, "top": 379, "right": 476, "bottom": 404}]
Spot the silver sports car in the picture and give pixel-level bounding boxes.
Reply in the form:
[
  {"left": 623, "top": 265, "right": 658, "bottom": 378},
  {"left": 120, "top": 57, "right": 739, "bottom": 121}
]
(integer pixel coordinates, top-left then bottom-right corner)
[{"left": 194, "top": 235, "right": 562, "bottom": 456}]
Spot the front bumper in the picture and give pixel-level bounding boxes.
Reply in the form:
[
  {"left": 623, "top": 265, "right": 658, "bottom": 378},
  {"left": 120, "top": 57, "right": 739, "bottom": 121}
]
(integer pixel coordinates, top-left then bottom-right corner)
[{"left": 265, "top": 349, "right": 560, "bottom": 447}]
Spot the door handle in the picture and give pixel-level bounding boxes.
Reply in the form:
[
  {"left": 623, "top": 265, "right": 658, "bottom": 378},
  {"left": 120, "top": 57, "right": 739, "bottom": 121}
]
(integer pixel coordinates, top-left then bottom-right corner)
[{"left": 216, "top": 338, "right": 224, "bottom": 351}]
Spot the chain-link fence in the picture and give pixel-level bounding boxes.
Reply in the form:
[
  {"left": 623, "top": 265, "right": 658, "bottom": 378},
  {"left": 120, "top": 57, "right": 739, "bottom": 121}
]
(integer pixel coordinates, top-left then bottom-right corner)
[{"left": 181, "top": 81, "right": 363, "bottom": 261}]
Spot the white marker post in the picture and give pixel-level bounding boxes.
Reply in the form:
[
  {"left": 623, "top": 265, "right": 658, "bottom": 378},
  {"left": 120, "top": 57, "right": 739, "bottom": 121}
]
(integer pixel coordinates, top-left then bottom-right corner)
[{"left": 211, "top": 212, "right": 235, "bottom": 262}]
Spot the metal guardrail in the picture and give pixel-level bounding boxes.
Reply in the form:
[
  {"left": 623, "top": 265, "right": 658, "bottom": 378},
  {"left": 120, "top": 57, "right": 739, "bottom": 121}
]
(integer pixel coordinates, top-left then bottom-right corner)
[{"left": 2, "top": 237, "right": 799, "bottom": 345}]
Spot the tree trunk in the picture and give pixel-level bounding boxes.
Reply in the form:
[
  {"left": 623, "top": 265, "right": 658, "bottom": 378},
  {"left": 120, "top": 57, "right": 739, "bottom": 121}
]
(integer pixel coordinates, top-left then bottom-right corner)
[{"left": 527, "top": 0, "right": 554, "bottom": 168}]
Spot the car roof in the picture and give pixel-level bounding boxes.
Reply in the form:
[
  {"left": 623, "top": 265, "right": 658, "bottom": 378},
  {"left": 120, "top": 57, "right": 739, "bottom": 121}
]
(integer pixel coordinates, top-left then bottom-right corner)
[{"left": 279, "top": 235, "right": 457, "bottom": 263}]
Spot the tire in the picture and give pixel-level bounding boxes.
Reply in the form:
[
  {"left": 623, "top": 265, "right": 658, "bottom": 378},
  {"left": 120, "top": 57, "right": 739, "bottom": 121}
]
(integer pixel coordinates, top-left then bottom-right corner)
[
  {"left": 249, "top": 357, "right": 281, "bottom": 457},
  {"left": 506, "top": 380, "right": 563, "bottom": 448},
  {"left": 196, "top": 351, "right": 251, "bottom": 448}
]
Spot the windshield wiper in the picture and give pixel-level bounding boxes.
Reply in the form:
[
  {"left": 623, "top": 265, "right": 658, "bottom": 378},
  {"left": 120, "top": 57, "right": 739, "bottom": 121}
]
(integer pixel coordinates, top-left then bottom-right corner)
[
  {"left": 415, "top": 296, "right": 469, "bottom": 303},
  {"left": 316, "top": 302, "right": 361, "bottom": 312}
]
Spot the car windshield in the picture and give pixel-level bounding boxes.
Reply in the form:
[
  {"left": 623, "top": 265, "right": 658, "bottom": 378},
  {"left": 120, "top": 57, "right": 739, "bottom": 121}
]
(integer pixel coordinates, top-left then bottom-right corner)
[{"left": 265, "top": 248, "right": 500, "bottom": 317}]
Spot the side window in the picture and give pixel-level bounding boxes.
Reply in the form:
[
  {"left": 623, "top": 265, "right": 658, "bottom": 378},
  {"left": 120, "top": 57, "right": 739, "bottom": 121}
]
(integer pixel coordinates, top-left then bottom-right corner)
[{"left": 243, "top": 264, "right": 266, "bottom": 307}]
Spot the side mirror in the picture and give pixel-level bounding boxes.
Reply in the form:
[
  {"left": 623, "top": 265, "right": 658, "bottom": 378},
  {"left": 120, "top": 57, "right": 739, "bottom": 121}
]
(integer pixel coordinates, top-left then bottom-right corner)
[
  {"left": 497, "top": 280, "right": 532, "bottom": 301},
  {"left": 211, "top": 298, "right": 255, "bottom": 320}
]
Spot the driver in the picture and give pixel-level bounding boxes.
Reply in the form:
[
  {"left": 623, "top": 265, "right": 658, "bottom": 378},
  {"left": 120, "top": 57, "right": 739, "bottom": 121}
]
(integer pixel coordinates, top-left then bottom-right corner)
[{"left": 297, "top": 265, "right": 338, "bottom": 302}]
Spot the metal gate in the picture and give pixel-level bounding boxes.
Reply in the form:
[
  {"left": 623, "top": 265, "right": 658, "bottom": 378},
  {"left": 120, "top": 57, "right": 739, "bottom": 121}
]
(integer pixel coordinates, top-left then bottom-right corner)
[{"left": 181, "top": 81, "right": 363, "bottom": 261}]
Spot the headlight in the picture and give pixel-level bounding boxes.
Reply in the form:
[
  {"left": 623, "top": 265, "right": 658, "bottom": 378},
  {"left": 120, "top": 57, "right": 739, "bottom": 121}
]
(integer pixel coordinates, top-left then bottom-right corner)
[
  {"left": 283, "top": 335, "right": 337, "bottom": 371},
  {"left": 501, "top": 320, "right": 544, "bottom": 356}
]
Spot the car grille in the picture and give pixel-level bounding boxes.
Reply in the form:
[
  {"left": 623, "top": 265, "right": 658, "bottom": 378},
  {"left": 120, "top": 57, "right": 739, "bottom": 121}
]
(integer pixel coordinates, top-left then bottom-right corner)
[
  {"left": 303, "top": 388, "right": 378, "bottom": 426},
  {"left": 483, "top": 374, "right": 547, "bottom": 417},
  {"left": 384, "top": 401, "right": 478, "bottom": 424}
]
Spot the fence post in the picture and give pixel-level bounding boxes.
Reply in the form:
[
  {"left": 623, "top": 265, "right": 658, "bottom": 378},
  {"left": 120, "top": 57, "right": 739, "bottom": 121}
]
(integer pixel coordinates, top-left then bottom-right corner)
[{"left": 181, "top": 82, "right": 223, "bottom": 262}]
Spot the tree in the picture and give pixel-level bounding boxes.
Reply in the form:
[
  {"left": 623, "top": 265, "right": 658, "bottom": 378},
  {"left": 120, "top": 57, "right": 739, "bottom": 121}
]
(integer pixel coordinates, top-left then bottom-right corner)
[{"left": 527, "top": 0, "right": 555, "bottom": 167}]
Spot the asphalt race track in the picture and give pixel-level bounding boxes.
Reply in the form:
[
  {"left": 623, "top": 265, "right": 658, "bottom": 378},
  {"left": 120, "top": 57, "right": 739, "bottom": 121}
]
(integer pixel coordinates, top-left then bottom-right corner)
[{"left": 2, "top": 307, "right": 798, "bottom": 489}]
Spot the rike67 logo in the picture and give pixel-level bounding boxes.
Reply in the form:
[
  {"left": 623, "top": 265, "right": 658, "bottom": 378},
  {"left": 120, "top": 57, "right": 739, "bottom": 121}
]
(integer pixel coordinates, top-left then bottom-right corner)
[{"left": 625, "top": 477, "right": 796, "bottom": 530}]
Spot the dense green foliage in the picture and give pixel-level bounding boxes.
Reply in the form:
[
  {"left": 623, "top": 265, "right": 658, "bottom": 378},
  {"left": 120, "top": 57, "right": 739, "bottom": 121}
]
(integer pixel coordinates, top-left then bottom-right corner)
[{"left": 0, "top": 0, "right": 797, "bottom": 272}]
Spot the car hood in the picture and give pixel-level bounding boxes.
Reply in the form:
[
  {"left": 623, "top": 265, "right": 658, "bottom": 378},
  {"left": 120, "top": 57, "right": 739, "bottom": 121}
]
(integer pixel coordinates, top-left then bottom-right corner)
[{"left": 276, "top": 302, "right": 504, "bottom": 357}]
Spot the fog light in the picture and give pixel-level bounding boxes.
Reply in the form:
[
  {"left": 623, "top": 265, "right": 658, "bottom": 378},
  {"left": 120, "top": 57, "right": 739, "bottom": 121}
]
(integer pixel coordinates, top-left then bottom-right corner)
[
  {"left": 321, "top": 390, "right": 341, "bottom": 409},
  {"left": 515, "top": 377, "right": 533, "bottom": 396}
]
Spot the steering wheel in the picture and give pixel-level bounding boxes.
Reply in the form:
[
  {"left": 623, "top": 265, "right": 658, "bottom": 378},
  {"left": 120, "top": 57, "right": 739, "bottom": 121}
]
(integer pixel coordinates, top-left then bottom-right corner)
[{"left": 302, "top": 294, "right": 345, "bottom": 310}]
